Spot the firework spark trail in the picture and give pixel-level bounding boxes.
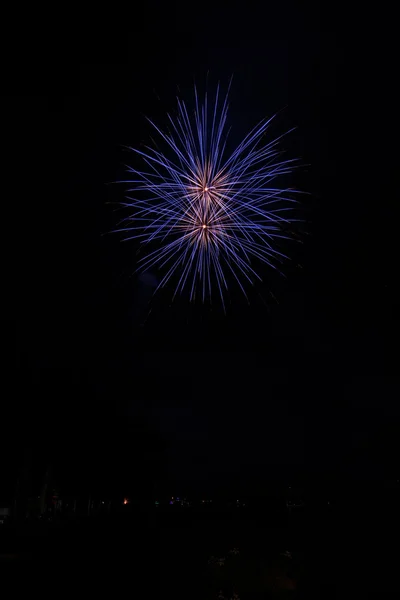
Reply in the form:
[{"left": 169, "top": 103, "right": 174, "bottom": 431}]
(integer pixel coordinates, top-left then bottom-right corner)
[{"left": 114, "top": 84, "right": 301, "bottom": 307}]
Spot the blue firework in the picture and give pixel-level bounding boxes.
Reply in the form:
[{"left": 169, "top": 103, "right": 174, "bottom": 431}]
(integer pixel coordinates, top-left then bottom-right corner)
[{"left": 115, "top": 84, "right": 300, "bottom": 307}]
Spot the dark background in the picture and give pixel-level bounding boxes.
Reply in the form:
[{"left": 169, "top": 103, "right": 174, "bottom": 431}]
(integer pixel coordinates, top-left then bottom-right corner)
[{"left": 1, "top": 3, "right": 398, "bottom": 507}]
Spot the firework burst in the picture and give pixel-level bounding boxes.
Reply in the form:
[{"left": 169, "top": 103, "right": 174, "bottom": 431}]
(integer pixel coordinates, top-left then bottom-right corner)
[{"left": 115, "top": 83, "right": 301, "bottom": 309}]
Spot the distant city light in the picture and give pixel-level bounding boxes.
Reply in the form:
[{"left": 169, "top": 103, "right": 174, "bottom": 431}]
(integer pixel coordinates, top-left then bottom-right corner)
[{"left": 123, "top": 498, "right": 129, "bottom": 505}]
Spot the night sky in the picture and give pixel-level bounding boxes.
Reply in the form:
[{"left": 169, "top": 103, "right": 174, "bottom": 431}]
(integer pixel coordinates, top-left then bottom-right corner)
[{"left": 1, "top": 5, "right": 398, "bottom": 502}]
